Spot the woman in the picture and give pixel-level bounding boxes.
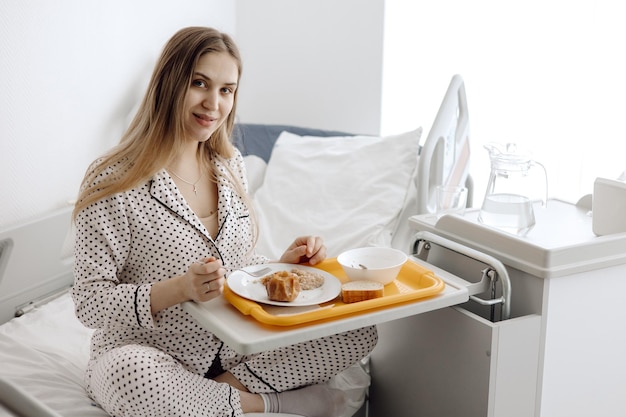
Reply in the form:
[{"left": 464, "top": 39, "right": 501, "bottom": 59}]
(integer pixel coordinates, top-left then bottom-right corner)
[{"left": 71, "top": 27, "right": 377, "bottom": 417}]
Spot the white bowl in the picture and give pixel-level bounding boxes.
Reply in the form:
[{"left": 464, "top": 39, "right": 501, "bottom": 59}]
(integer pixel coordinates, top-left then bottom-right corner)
[{"left": 337, "top": 247, "right": 408, "bottom": 285}]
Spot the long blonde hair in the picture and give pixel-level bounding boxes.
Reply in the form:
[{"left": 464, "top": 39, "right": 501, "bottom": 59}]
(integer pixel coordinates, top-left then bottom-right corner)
[{"left": 74, "top": 27, "right": 253, "bottom": 229}]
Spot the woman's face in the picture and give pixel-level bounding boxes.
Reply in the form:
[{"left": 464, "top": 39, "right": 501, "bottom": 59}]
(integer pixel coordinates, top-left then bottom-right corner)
[{"left": 183, "top": 51, "right": 239, "bottom": 142}]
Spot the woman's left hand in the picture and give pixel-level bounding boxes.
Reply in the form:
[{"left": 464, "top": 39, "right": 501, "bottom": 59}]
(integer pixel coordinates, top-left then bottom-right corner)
[{"left": 279, "top": 236, "right": 327, "bottom": 265}]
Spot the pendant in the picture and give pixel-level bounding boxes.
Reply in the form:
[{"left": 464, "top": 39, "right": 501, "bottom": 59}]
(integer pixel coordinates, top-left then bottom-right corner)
[{"left": 193, "top": 185, "right": 198, "bottom": 195}]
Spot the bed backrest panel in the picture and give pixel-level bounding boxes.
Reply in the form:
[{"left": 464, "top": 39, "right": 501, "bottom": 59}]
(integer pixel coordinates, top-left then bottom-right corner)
[
  {"left": 416, "top": 74, "right": 471, "bottom": 214},
  {"left": 0, "top": 207, "right": 74, "bottom": 324}
]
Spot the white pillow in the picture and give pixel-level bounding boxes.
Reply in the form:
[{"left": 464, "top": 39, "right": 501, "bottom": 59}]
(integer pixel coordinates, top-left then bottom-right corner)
[
  {"left": 253, "top": 128, "right": 422, "bottom": 259},
  {"left": 243, "top": 155, "right": 267, "bottom": 196}
]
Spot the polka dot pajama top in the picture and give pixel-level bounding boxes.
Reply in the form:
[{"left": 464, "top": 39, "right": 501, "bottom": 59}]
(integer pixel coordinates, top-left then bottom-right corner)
[{"left": 71, "top": 150, "right": 378, "bottom": 417}]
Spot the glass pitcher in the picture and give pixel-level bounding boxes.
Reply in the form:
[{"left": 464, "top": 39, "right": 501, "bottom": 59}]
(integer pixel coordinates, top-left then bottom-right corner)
[{"left": 478, "top": 142, "right": 548, "bottom": 236}]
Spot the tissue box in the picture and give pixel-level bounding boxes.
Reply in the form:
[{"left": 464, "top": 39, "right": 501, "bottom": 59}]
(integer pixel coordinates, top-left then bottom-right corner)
[{"left": 593, "top": 177, "right": 626, "bottom": 236}]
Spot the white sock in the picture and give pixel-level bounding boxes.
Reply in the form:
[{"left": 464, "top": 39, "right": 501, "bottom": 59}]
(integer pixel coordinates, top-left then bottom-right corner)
[
  {"left": 259, "top": 392, "right": 277, "bottom": 413},
  {"left": 260, "top": 384, "right": 347, "bottom": 417}
]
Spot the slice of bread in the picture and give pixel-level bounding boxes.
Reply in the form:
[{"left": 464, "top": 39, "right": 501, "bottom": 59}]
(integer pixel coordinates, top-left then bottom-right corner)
[{"left": 341, "top": 280, "right": 384, "bottom": 304}]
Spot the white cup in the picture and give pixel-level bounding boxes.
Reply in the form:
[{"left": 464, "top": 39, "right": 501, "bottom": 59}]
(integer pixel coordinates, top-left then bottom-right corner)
[{"left": 436, "top": 185, "right": 468, "bottom": 216}]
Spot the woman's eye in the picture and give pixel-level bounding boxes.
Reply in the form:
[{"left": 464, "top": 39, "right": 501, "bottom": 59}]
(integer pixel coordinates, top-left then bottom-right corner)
[
  {"left": 192, "top": 79, "right": 206, "bottom": 88},
  {"left": 221, "top": 87, "right": 233, "bottom": 94}
]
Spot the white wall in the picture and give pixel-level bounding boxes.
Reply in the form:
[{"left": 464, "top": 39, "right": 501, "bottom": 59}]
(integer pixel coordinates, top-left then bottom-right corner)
[
  {"left": 382, "top": 0, "right": 626, "bottom": 205},
  {"left": 235, "top": 0, "right": 385, "bottom": 135},
  {"left": 0, "top": 0, "right": 236, "bottom": 228}
]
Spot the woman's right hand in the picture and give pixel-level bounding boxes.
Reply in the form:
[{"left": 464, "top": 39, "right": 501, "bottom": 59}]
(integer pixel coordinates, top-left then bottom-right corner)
[
  {"left": 181, "top": 256, "right": 226, "bottom": 303},
  {"left": 150, "top": 256, "right": 226, "bottom": 315}
]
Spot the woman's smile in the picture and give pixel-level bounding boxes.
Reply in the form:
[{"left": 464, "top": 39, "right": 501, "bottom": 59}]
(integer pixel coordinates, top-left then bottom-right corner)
[{"left": 193, "top": 112, "right": 217, "bottom": 127}]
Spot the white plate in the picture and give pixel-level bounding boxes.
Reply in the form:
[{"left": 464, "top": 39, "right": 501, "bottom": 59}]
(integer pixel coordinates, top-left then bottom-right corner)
[{"left": 227, "top": 263, "right": 342, "bottom": 306}]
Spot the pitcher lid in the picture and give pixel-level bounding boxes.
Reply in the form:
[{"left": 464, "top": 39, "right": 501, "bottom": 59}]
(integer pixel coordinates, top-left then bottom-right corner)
[{"left": 484, "top": 142, "right": 533, "bottom": 164}]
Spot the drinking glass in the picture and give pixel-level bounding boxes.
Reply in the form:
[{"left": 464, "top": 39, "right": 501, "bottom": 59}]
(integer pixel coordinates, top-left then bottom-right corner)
[{"left": 436, "top": 185, "right": 468, "bottom": 217}]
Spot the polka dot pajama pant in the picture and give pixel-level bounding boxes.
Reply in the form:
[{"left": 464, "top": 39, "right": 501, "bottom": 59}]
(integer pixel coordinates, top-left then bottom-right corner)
[{"left": 86, "top": 326, "right": 377, "bottom": 417}]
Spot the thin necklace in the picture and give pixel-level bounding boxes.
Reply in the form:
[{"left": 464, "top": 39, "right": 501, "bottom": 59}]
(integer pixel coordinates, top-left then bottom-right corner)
[{"left": 169, "top": 169, "right": 204, "bottom": 195}]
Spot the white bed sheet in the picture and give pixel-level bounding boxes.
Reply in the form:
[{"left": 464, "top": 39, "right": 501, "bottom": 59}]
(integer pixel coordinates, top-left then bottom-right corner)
[{"left": 0, "top": 293, "right": 108, "bottom": 417}]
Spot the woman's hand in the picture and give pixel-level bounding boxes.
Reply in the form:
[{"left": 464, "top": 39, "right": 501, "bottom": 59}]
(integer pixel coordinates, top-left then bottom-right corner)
[
  {"left": 181, "top": 257, "right": 226, "bottom": 303},
  {"left": 279, "top": 236, "right": 327, "bottom": 265},
  {"left": 150, "top": 256, "right": 225, "bottom": 314}
]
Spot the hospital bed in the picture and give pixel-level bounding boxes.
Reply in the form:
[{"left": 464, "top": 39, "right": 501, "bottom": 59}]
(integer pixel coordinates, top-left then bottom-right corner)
[{"left": 0, "top": 75, "right": 471, "bottom": 417}]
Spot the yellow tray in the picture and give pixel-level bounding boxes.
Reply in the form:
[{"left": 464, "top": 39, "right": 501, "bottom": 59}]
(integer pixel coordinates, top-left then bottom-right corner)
[{"left": 223, "top": 257, "right": 445, "bottom": 326}]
